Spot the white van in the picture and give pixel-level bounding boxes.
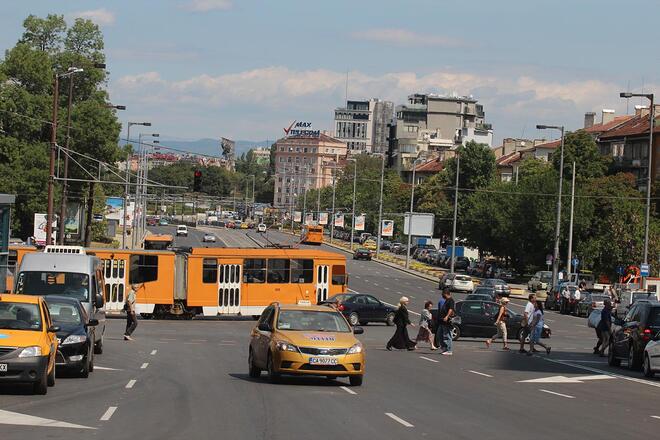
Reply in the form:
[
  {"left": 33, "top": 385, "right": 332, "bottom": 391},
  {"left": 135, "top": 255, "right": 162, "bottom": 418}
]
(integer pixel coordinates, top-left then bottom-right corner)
[{"left": 176, "top": 225, "right": 188, "bottom": 237}]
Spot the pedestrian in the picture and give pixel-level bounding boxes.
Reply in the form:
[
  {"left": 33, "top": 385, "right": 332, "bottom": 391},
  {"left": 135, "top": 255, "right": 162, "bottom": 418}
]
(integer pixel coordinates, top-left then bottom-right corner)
[
  {"left": 528, "top": 301, "right": 551, "bottom": 355},
  {"left": 597, "top": 299, "right": 613, "bottom": 356},
  {"left": 124, "top": 283, "right": 142, "bottom": 341},
  {"left": 386, "top": 297, "right": 416, "bottom": 351},
  {"left": 436, "top": 289, "right": 455, "bottom": 356},
  {"left": 415, "top": 300, "right": 437, "bottom": 350},
  {"left": 486, "top": 297, "right": 510, "bottom": 350},
  {"left": 519, "top": 294, "right": 536, "bottom": 353}
]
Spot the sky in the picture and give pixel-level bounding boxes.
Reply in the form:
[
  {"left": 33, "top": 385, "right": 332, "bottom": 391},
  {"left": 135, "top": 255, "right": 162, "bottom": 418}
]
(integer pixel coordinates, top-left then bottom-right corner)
[{"left": 2, "top": 0, "right": 659, "bottom": 146}]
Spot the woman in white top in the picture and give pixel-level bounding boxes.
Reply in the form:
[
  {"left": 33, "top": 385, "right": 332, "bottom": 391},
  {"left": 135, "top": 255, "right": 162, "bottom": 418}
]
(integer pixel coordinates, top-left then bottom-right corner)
[
  {"left": 415, "top": 301, "right": 437, "bottom": 350},
  {"left": 528, "top": 301, "right": 551, "bottom": 355}
]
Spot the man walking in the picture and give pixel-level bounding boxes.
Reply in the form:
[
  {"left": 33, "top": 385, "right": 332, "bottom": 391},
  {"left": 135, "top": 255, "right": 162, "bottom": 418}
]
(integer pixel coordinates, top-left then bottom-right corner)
[
  {"left": 597, "top": 299, "right": 613, "bottom": 356},
  {"left": 519, "top": 294, "right": 536, "bottom": 353},
  {"left": 124, "top": 283, "right": 142, "bottom": 341},
  {"left": 436, "top": 289, "right": 455, "bottom": 356}
]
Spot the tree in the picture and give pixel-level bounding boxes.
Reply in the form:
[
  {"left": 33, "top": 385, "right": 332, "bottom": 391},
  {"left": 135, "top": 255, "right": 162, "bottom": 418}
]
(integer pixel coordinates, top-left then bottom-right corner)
[
  {"left": 445, "top": 141, "right": 497, "bottom": 198},
  {"left": 20, "top": 14, "right": 66, "bottom": 52},
  {"left": 551, "top": 130, "right": 610, "bottom": 179}
]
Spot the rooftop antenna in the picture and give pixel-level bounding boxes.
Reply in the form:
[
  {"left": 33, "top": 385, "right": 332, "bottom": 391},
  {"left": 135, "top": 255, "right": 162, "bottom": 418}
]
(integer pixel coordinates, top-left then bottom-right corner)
[
  {"left": 626, "top": 80, "right": 631, "bottom": 114},
  {"left": 345, "top": 70, "right": 349, "bottom": 105},
  {"left": 520, "top": 122, "right": 527, "bottom": 140}
]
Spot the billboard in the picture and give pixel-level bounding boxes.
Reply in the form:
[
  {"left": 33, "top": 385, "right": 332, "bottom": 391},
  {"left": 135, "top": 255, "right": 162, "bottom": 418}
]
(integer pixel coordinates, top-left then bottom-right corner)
[
  {"left": 294, "top": 211, "right": 302, "bottom": 222},
  {"left": 305, "top": 213, "right": 313, "bottom": 225},
  {"left": 104, "top": 198, "right": 134, "bottom": 227},
  {"left": 63, "top": 202, "right": 82, "bottom": 236},
  {"left": 354, "top": 214, "right": 365, "bottom": 231},
  {"left": 33, "top": 213, "right": 56, "bottom": 245},
  {"left": 334, "top": 213, "right": 344, "bottom": 228},
  {"left": 318, "top": 212, "right": 328, "bottom": 225},
  {"left": 403, "top": 213, "right": 434, "bottom": 237},
  {"left": 381, "top": 220, "right": 394, "bottom": 237}
]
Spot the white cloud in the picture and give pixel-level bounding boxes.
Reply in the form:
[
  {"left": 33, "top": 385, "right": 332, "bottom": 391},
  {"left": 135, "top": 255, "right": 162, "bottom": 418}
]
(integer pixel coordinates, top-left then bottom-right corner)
[
  {"left": 111, "top": 66, "right": 645, "bottom": 141},
  {"left": 352, "top": 28, "right": 464, "bottom": 48},
  {"left": 70, "top": 8, "right": 116, "bottom": 26},
  {"left": 183, "top": 0, "right": 232, "bottom": 12}
]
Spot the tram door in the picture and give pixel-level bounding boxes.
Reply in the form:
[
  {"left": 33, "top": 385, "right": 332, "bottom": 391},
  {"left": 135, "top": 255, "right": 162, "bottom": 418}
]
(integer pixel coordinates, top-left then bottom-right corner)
[
  {"left": 218, "top": 261, "right": 242, "bottom": 314},
  {"left": 103, "top": 258, "right": 126, "bottom": 312},
  {"left": 316, "top": 264, "right": 329, "bottom": 304}
]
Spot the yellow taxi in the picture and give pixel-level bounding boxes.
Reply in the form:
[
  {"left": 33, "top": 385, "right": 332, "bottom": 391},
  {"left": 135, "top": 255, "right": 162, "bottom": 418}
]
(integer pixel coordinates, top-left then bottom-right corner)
[
  {"left": 0, "top": 294, "right": 59, "bottom": 394},
  {"left": 240, "top": 222, "right": 249, "bottom": 229},
  {"left": 249, "top": 303, "right": 365, "bottom": 386},
  {"left": 363, "top": 239, "right": 377, "bottom": 251}
]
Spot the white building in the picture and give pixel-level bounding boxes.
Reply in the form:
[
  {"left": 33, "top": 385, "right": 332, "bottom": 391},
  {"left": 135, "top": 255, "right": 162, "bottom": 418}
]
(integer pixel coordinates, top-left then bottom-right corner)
[{"left": 334, "top": 99, "right": 394, "bottom": 155}]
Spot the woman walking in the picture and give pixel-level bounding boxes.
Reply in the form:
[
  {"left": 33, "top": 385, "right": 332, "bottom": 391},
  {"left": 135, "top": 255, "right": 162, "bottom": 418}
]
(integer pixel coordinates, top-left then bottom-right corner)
[
  {"left": 386, "top": 297, "right": 417, "bottom": 351},
  {"left": 415, "top": 301, "right": 437, "bottom": 350},
  {"left": 528, "top": 301, "right": 551, "bottom": 355},
  {"left": 486, "top": 297, "right": 510, "bottom": 350}
]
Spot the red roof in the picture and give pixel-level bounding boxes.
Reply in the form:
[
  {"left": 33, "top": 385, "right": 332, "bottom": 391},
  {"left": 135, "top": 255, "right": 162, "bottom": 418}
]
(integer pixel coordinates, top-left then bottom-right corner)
[
  {"left": 532, "top": 139, "right": 561, "bottom": 150},
  {"left": 496, "top": 151, "right": 522, "bottom": 166},
  {"left": 583, "top": 115, "right": 633, "bottom": 134},
  {"left": 598, "top": 114, "right": 659, "bottom": 139},
  {"left": 414, "top": 158, "right": 444, "bottom": 173}
]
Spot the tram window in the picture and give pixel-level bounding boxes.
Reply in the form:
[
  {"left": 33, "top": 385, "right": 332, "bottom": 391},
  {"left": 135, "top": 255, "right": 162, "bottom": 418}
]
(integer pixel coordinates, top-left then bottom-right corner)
[
  {"left": 267, "top": 259, "right": 290, "bottom": 283},
  {"left": 331, "top": 265, "right": 347, "bottom": 285},
  {"left": 244, "top": 259, "right": 266, "bottom": 283},
  {"left": 129, "top": 254, "right": 158, "bottom": 284},
  {"left": 291, "top": 259, "right": 313, "bottom": 283},
  {"left": 202, "top": 258, "right": 217, "bottom": 284},
  {"left": 8, "top": 250, "right": 17, "bottom": 270}
]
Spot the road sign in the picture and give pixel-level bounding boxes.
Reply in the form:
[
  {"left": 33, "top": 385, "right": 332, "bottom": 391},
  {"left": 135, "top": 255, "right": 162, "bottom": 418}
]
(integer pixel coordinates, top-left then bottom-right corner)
[
  {"left": 640, "top": 263, "right": 650, "bottom": 277},
  {"left": 616, "top": 265, "right": 625, "bottom": 275},
  {"left": 545, "top": 254, "right": 553, "bottom": 266},
  {"left": 572, "top": 258, "right": 579, "bottom": 268}
]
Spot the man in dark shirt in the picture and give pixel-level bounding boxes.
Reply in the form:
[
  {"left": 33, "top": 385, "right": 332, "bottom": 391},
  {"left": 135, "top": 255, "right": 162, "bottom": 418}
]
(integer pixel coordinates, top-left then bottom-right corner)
[
  {"left": 597, "top": 299, "right": 613, "bottom": 356},
  {"left": 437, "top": 289, "right": 455, "bottom": 355}
]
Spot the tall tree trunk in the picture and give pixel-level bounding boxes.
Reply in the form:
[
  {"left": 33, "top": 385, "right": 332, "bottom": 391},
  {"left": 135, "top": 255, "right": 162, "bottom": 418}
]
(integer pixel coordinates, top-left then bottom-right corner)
[{"left": 83, "top": 183, "right": 95, "bottom": 247}]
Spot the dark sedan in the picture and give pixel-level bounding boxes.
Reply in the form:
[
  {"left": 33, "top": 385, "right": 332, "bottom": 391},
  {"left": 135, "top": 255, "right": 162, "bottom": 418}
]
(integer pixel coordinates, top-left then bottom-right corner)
[
  {"left": 45, "top": 296, "right": 98, "bottom": 378},
  {"left": 353, "top": 248, "right": 372, "bottom": 260},
  {"left": 432, "top": 300, "right": 551, "bottom": 341},
  {"left": 321, "top": 293, "right": 396, "bottom": 326}
]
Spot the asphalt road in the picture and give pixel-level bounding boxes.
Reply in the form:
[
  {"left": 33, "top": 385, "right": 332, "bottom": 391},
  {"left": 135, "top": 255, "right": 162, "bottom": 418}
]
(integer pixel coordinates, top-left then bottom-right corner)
[{"left": 2, "top": 226, "right": 659, "bottom": 439}]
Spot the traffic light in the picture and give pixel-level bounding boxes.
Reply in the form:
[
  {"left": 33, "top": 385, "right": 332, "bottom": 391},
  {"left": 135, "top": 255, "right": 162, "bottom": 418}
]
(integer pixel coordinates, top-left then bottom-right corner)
[{"left": 193, "top": 170, "right": 202, "bottom": 192}]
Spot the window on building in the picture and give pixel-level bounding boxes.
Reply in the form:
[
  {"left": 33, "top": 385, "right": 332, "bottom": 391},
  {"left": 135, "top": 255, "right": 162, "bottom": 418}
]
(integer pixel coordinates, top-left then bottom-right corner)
[
  {"left": 129, "top": 254, "right": 158, "bottom": 284},
  {"left": 291, "top": 259, "right": 314, "bottom": 283},
  {"left": 303, "top": 147, "right": 308, "bottom": 153},
  {"left": 244, "top": 259, "right": 266, "bottom": 283},
  {"left": 296, "top": 147, "right": 301, "bottom": 152},
  {"left": 611, "top": 142, "right": 624, "bottom": 157},
  {"left": 287, "top": 157, "right": 292, "bottom": 163},
  {"left": 279, "top": 147, "right": 284, "bottom": 151},
  {"left": 277, "top": 197, "right": 281, "bottom": 203},
  {"left": 501, "top": 173, "right": 512, "bottom": 182},
  {"left": 279, "top": 157, "right": 283, "bottom": 162},
  {"left": 202, "top": 258, "right": 218, "bottom": 284}
]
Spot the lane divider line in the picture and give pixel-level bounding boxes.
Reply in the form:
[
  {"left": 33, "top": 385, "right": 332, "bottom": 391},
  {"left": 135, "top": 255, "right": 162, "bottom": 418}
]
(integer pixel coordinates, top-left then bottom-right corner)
[
  {"left": 539, "top": 389, "right": 575, "bottom": 399},
  {"left": 419, "top": 356, "right": 439, "bottom": 363},
  {"left": 125, "top": 379, "right": 136, "bottom": 389},
  {"left": 150, "top": 349, "right": 157, "bottom": 355},
  {"left": 100, "top": 406, "right": 117, "bottom": 421},
  {"left": 340, "top": 386, "right": 357, "bottom": 395},
  {"left": 385, "top": 412, "right": 414, "bottom": 428},
  {"left": 651, "top": 416, "right": 660, "bottom": 420},
  {"left": 468, "top": 370, "right": 493, "bottom": 378},
  {"left": 140, "top": 363, "right": 149, "bottom": 369}
]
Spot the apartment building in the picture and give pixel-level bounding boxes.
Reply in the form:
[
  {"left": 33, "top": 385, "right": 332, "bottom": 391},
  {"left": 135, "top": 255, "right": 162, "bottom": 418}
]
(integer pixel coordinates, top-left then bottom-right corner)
[{"left": 334, "top": 99, "right": 394, "bottom": 155}]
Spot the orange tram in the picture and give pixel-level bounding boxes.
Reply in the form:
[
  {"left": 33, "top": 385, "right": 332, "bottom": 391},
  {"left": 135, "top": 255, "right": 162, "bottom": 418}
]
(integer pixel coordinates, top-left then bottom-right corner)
[{"left": 7, "top": 245, "right": 348, "bottom": 319}]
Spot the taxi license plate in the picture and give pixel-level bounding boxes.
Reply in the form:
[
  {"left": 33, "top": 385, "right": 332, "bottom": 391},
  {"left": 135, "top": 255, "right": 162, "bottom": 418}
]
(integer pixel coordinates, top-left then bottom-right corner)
[
  {"left": 309, "top": 357, "right": 337, "bottom": 365},
  {"left": 0, "top": 363, "right": 7, "bottom": 372}
]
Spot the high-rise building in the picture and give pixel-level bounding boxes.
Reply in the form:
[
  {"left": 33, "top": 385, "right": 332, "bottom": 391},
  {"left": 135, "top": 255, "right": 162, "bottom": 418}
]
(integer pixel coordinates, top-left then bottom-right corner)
[{"left": 334, "top": 99, "right": 394, "bottom": 155}]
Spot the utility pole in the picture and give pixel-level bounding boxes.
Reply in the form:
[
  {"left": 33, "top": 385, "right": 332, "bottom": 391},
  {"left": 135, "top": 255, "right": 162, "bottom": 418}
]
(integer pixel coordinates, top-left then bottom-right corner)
[
  {"left": 566, "top": 161, "right": 576, "bottom": 275},
  {"left": 375, "top": 154, "right": 386, "bottom": 258},
  {"left": 122, "top": 153, "right": 130, "bottom": 248},
  {"left": 58, "top": 75, "right": 74, "bottom": 245},
  {"left": 349, "top": 159, "right": 357, "bottom": 251},
  {"left": 330, "top": 167, "right": 337, "bottom": 244},
  {"left": 450, "top": 153, "right": 460, "bottom": 274},
  {"left": 405, "top": 159, "right": 421, "bottom": 269},
  {"left": 46, "top": 74, "right": 60, "bottom": 246}
]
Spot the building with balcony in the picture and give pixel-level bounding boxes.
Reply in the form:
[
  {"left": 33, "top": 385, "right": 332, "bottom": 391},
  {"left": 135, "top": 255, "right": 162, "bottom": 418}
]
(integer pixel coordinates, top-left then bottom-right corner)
[{"left": 334, "top": 99, "right": 394, "bottom": 155}]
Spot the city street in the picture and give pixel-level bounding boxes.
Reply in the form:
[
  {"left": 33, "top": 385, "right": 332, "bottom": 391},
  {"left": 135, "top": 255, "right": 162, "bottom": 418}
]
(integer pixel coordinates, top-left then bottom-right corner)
[{"left": 3, "top": 226, "right": 658, "bottom": 439}]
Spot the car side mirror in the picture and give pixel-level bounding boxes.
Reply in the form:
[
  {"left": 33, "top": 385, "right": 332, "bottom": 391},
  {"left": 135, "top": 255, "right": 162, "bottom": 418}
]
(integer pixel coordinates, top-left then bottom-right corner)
[
  {"left": 88, "top": 319, "right": 99, "bottom": 327},
  {"left": 95, "top": 293, "right": 104, "bottom": 309},
  {"left": 257, "top": 322, "right": 271, "bottom": 332},
  {"left": 48, "top": 325, "right": 60, "bottom": 333},
  {"left": 353, "top": 326, "right": 364, "bottom": 335}
]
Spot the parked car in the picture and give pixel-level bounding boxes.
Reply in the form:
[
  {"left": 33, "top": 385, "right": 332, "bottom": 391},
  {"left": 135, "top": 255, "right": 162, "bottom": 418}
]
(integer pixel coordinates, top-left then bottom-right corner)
[
  {"left": 495, "top": 268, "right": 517, "bottom": 282},
  {"left": 575, "top": 293, "right": 610, "bottom": 317},
  {"left": 431, "top": 300, "right": 551, "bottom": 341},
  {"left": 479, "top": 278, "right": 511, "bottom": 297},
  {"left": 439, "top": 273, "right": 474, "bottom": 292},
  {"left": 528, "top": 271, "right": 552, "bottom": 292},
  {"left": 424, "top": 250, "right": 440, "bottom": 265},
  {"left": 363, "top": 239, "right": 377, "bottom": 251},
  {"left": 380, "top": 240, "right": 392, "bottom": 250},
  {"left": 321, "top": 293, "right": 396, "bottom": 326},
  {"left": 453, "top": 256, "right": 470, "bottom": 271},
  {"left": 466, "top": 261, "right": 480, "bottom": 275},
  {"left": 158, "top": 218, "right": 169, "bottom": 226},
  {"left": 609, "top": 300, "right": 660, "bottom": 371},
  {"left": 615, "top": 290, "right": 658, "bottom": 319},
  {"left": 353, "top": 248, "right": 372, "bottom": 261},
  {"left": 643, "top": 333, "right": 660, "bottom": 377},
  {"left": 389, "top": 242, "right": 403, "bottom": 253}
]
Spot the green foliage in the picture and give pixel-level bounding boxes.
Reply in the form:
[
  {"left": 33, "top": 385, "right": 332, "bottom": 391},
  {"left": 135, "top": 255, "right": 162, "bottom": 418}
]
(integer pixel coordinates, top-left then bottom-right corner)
[
  {"left": 20, "top": 14, "right": 66, "bottom": 52},
  {"left": 551, "top": 130, "right": 610, "bottom": 179}
]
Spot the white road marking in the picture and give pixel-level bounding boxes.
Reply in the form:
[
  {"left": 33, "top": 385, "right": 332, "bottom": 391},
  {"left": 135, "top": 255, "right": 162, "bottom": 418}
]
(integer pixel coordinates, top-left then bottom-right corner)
[
  {"left": 555, "top": 359, "right": 607, "bottom": 364},
  {"left": 125, "top": 379, "right": 137, "bottom": 389},
  {"left": 419, "top": 356, "right": 439, "bottom": 363},
  {"left": 384, "top": 287, "right": 390, "bottom": 290},
  {"left": 140, "top": 363, "right": 149, "bottom": 369},
  {"left": 0, "top": 410, "right": 96, "bottom": 429},
  {"left": 539, "top": 389, "right": 575, "bottom": 399},
  {"left": 94, "top": 366, "right": 122, "bottom": 371},
  {"left": 519, "top": 374, "right": 613, "bottom": 384},
  {"left": 161, "top": 338, "right": 177, "bottom": 341},
  {"left": 545, "top": 319, "right": 555, "bottom": 322},
  {"left": 543, "top": 357, "right": 660, "bottom": 389},
  {"left": 468, "top": 370, "right": 493, "bottom": 378},
  {"left": 409, "top": 295, "right": 415, "bottom": 299},
  {"left": 385, "top": 412, "right": 414, "bottom": 428},
  {"left": 651, "top": 416, "right": 660, "bottom": 420},
  {"left": 340, "top": 386, "right": 357, "bottom": 395},
  {"left": 100, "top": 406, "right": 117, "bottom": 421},
  {"left": 150, "top": 349, "right": 157, "bottom": 355},
  {"left": 192, "top": 339, "right": 208, "bottom": 342}
]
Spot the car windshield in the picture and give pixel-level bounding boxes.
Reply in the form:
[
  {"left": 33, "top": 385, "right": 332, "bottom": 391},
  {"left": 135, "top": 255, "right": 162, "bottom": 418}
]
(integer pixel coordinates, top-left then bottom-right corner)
[
  {"left": 632, "top": 292, "right": 657, "bottom": 302},
  {"left": 649, "top": 308, "right": 660, "bottom": 327},
  {"left": 456, "top": 275, "right": 471, "bottom": 281},
  {"left": 16, "top": 271, "right": 90, "bottom": 301},
  {"left": 277, "top": 310, "right": 351, "bottom": 332},
  {"left": 0, "top": 302, "right": 42, "bottom": 331},
  {"left": 47, "top": 302, "right": 83, "bottom": 325}
]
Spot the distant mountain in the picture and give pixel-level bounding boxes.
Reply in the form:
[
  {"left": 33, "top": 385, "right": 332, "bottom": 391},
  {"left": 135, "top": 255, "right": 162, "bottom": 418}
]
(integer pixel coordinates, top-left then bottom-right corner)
[{"left": 157, "top": 138, "right": 271, "bottom": 158}]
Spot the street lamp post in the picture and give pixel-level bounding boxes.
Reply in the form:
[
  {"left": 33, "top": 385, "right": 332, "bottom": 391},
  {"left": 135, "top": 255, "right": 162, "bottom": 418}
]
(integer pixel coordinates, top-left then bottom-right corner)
[
  {"left": 405, "top": 159, "right": 423, "bottom": 269},
  {"left": 620, "top": 92, "right": 655, "bottom": 287},
  {"left": 450, "top": 153, "right": 461, "bottom": 274},
  {"left": 537, "top": 124, "right": 566, "bottom": 288},
  {"left": 375, "top": 153, "right": 386, "bottom": 259},
  {"left": 567, "top": 162, "right": 576, "bottom": 275},
  {"left": 132, "top": 132, "right": 158, "bottom": 248},
  {"left": 124, "top": 121, "right": 151, "bottom": 249},
  {"left": 46, "top": 67, "right": 83, "bottom": 246},
  {"left": 330, "top": 166, "right": 337, "bottom": 244},
  {"left": 348, "top": 158, "right": 357, "bottom": 251}
]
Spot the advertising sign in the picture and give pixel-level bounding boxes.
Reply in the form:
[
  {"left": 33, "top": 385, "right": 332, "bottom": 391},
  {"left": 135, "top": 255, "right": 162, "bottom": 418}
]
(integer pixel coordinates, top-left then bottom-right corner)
[
  {"left": 104, "top": 198, "right": 134, "bottom": 227},
  {"left": 33, "top": 213, "right": 56, "bottom": 245},
  {"left": 318, "top": 212, "right": 328, "bottom": 225},
  {"left": 283, "top": 120, "right": 320, "bottom": 138},
  {"left": 354, "top": 214, "right": 365, "bottom": 231},
  {"left": 381, "top": 220, "right": 394, "bottom": 237},
  {"left": 64, "top": 202, "right": 82, "bottom": 236},
  {"left": 305, "top": 213, "right": 313, "bottom": 225},
  {"left": 334, "top": 213, "right": 344, "bottom": 228},
  {"left": 641, "top": 263, "right": 650, "bottom": 277},
  {"left": 403, "top": 213, "right": 434, "bottom": 237},
  {"left": 294, "top": 211, "right": 302, "bottom": 222}
]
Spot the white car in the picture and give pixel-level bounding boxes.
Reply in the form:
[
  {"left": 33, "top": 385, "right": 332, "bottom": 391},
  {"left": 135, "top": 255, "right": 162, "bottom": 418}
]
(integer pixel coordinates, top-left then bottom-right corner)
[
  {"left": 257, "top": 223, "right": 267, "bottom": 233},
  {"left": 644, "top": 337, "right": 660, "bottom": 378},
  {"left": 176, "top": 225, "right": 188, "bottom": 236},
  {"left": 443, "top": 274, "right": 474, "bottom": 292},
  {"left": 202, "top": 233, "right": 216, "bottom": 243}
]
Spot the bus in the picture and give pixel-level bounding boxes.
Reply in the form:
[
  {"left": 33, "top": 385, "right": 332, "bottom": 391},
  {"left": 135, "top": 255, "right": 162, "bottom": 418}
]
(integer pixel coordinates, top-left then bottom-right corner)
[
  {"left": 144, "top": 234, "right": 174, "bottom": 250},
  {"left": 301, "top": 225, "right": 323, "bottom": 245}
]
